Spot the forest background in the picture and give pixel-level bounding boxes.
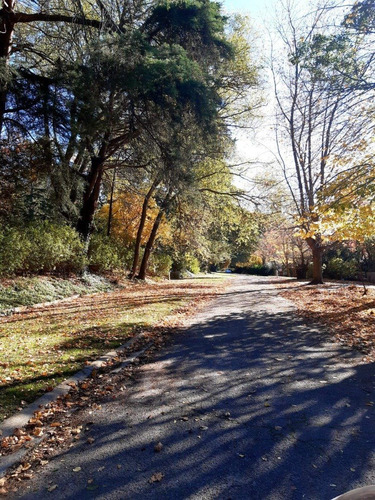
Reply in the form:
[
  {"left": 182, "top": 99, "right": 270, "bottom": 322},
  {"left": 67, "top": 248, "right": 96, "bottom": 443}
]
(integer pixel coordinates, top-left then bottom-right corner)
[{"left": 0, "top": 0, "right": 374, "bottom": 284}]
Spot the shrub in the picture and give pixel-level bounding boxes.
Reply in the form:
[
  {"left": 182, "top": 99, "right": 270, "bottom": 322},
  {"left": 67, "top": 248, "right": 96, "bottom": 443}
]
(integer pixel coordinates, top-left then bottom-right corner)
[
  {"left": 26, "top": 223, "right": 87, "bottom": 274},
  {"left": 234, "top": 263, "right": 275, "bottom": 276},
  {"left": 88, "top": 233, "right": 131, "bottom": 273},
  {"left": 0, "top": 222, "right": 87, "bottom": 276},
  {"left": 149, "top": 252, "right": 173, "bottom": 277},
  {"left": 326, "top": 257, "right": 359, "bottom": 280},
  {"left": 169, "top": 253, "right": 200, "bottom": 279},
  {"left": 0, "top": 227, "right": 32, "bottom": 275},
  {"left": 185, "top": 254, "right": 200, "bottom": 274},
  {"left": 246, "top": 255, "right": 263, "bottom": 267}
]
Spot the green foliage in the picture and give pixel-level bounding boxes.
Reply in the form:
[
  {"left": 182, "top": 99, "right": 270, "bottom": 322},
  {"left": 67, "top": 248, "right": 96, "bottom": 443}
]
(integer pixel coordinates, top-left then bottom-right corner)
[
  {"left": 88, "top": 234, "right": 132, "bottom": 273},
  {"left": 185, "top": 254, "right": 200, "bottom": 274},
  {"left": 149, "top": 252, "right": 173, "bottom": 277},
  {"left": 326, "top": 257, "right": 359, "bottom": 280},
  {"left": 234, "top": 263, "right": 275, "bottom": 276},
  {"left": 170, "top": 252, "right": 200, "bottom": 278},
  {"left": 0, "top": 222, "right": 87, "bottom": 276},
  {"left": 344, "top": 0, "right": 375, "bottom": 34},
  {"left": 143, "top": 0, "right": 233, "bottom": 61},
  {"left": 0, "top": 0, "right": 262, "bottom": 281}
]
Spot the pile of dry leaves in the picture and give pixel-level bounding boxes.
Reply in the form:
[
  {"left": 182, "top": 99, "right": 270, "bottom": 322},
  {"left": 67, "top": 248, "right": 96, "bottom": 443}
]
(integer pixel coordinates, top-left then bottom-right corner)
[{"left": 281, "top": 281, "right": 375, "bottom": 362}]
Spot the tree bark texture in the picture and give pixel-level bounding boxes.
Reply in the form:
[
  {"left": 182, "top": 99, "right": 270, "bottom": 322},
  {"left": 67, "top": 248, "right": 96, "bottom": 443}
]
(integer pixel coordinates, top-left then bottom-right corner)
[
  {"left": 306, "top": 237, "right": 324, "bottom": 284},
  {"left": 136, "top": 190, "right": 173, "bottom": 280},
  {"left": 129, "top": 177, "right": 160, "bottom": 279},
  {"left": 76, "top": 156, "right": 105, "bottom": 242},
  {"left": 107, "top": 167, "right": 116, "bottom": 237},
  {"left": 136, "top": 209, "right": 164, "bottom": 280}
]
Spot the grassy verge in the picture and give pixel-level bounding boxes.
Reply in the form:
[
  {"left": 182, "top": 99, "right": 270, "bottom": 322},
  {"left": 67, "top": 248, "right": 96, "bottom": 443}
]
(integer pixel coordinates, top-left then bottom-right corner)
[
  {"left": 0, "top": 274, "right": 116, "bottom": 313},
  {"left": 0, "top": 276, "right": 227, "bottom": 422}
]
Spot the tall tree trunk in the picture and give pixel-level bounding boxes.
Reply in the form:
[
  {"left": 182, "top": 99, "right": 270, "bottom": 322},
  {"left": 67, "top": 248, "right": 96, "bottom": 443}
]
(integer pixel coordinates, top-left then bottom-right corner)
[
  {"left": 129, "top": 177, "right": 160, "bottom": 279},
  {"left": 136, "top": 209, "right": 164, "bottom": 280},
  {"left": 107, "top": 167, "right": 116, "bottom": 237},
  {"left": 77, "top": 156, "right": 105, "bottom": 242},
  {"left": 306, "top": 237, "right": 324, "bottom": 284},
  {"left": 137, "top": 190, "right": 172, "bottom": 280},
  {"left": 0, "top": 0, "right": 15, "bottom": 135}
]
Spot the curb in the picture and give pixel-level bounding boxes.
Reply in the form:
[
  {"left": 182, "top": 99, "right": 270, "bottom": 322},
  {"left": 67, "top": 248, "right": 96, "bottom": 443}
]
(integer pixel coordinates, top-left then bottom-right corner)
[{"left": 0, "top": 332, "right": 151, "bottom": 478}]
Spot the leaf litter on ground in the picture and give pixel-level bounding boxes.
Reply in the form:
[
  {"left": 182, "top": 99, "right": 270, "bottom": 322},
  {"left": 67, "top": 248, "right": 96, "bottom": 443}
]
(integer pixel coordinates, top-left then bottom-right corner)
[
  {"left": 0, "top": 275, "right": 229, "bottom": 495},
  {"left": 279, "top": 279, "right": 375, "bottom": 361}
]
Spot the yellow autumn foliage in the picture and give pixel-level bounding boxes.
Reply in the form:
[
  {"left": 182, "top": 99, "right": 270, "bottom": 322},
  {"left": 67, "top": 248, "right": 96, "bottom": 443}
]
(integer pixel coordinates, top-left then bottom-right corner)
[{"left": 98, "top": 190, "right": 172, "bottom": 246}]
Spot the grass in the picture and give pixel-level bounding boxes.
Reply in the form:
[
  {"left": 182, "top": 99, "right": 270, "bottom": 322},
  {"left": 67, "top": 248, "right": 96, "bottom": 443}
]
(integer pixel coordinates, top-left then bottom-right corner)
[
  {"left": 0, "top": 274, "right": 116, "bottom": 313},
  {"left": 0, "top": 276, "right": 226, "bottom": 422}
]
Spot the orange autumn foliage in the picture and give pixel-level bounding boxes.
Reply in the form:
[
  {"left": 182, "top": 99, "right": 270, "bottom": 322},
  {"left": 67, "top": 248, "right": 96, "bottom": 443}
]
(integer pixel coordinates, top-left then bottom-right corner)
[{"left": 98, "top": 190, "right": 172, "bottom": 246}]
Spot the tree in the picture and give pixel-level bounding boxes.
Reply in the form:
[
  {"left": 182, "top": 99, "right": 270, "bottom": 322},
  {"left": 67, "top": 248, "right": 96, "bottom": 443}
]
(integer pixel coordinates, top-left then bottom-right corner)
[
  {"left": 273, "top": 1, "right": 373, "bottom": 283},
  {"left": 0, "top": 0, "right": 107, "bottom": 134}
]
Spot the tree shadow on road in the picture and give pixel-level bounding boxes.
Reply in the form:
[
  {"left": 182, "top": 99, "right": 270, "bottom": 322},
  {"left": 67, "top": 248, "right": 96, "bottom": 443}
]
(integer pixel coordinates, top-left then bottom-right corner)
[{"left": 19, "top": 307, "right": 375, "bottom": 500}]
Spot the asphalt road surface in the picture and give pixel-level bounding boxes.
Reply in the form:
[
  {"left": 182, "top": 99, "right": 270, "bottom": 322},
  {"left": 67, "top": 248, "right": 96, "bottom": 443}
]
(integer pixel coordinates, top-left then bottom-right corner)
[{"left": 13, "top": 275, "right": 375, "bottom": 499}]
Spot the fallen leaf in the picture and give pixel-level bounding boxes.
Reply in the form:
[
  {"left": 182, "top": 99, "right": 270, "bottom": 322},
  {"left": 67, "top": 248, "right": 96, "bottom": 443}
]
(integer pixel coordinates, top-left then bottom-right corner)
[
  {"left": 264, "top": 402, "right": 271, "bottom": 407},
  {"left": 47, "top": 484, "right": 58, "bottom": 492},
  {"left": 73, "top": 467, "right": 81, "bottom": 472},
  {"left": 154, "top": 442, "right": 163, "bottom": 453},
  {"left": 149, "top": 472, "right": 164, "bottom": 483},
  {"left": 87, "top": 437, "right": 95, "bottom": 444},
  {"left": 13, "top": 429, "right": 25, "bottom": 438}
]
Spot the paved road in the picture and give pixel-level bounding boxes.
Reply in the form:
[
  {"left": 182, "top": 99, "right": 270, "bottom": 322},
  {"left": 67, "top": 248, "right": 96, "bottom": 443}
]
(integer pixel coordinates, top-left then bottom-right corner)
[{"left": 14, "top": 276, "right": 375, "bottom": 499}]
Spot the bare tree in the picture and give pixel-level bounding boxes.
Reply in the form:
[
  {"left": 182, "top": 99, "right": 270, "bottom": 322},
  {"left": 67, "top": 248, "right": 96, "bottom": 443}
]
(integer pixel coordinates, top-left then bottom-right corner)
[{"left": 272, "top": 0, "right": 373, "bottom": 283}]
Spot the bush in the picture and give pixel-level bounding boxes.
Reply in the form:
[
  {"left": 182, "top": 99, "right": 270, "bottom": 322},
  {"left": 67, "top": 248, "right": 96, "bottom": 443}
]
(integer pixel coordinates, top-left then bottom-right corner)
[
  {"left": 185, "top": 254, "right": 200, "bottom": 274},
  {"left": 88, "top": 234, "right": 131, "bottom": 273},
  {"left": 0, "top": 227, "right": 32, "bottom": 275},
  {"left": 234, "top": 263, "right": 275, "bottom": 276},
  {"left": 169, "top": 253, "right": 200, "bottom": 279},
  {"left": 0, "top": 222, "right": 87, "bottom": 276},
  {"left": 149, "top": 252, "right": 173, "bottom": 277},
  {"left": 325, "top": 257, "right": 359, "bottom": 280}
]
